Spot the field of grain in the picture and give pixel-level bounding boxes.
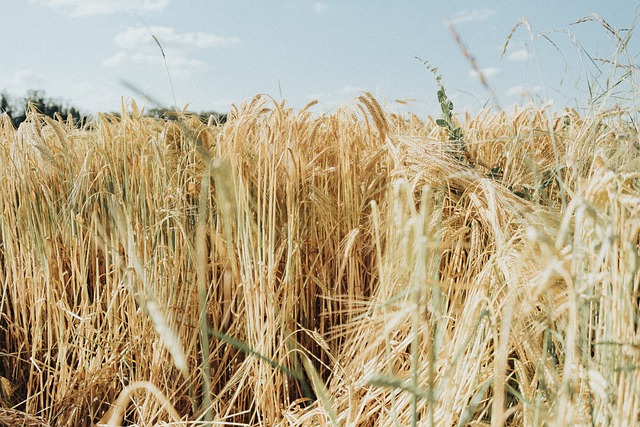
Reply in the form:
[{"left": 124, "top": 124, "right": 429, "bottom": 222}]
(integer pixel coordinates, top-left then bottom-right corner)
[{"left": 0, "top": 92, "right": 638, "bottom": 426}]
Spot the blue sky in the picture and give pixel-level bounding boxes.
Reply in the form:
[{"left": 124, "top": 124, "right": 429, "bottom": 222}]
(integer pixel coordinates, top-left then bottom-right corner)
[{"left": 1, "top": 1, "right": 638, "bottom": 117}]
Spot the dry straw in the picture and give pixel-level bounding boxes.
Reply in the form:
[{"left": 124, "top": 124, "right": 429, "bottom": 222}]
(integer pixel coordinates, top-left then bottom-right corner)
[{"left": 0, "top": 89, "right": 638, "bottom": 426}]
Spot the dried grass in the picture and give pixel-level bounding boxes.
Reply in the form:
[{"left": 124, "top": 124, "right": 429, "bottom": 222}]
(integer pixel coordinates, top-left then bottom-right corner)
[{"left": 0, "top": 94, "right": 638, "bottom": 426}]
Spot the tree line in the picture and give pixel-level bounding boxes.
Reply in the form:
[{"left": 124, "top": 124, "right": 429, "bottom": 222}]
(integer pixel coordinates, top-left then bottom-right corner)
[
  {"left": 0, "top": 90, "right": 227, "bottom": 128},
  {"left": 1, "top": 90, "right": 88, "bottom": 127}
]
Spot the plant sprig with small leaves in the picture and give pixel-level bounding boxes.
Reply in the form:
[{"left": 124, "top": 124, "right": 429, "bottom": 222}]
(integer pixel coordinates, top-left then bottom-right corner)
[
  {"left": 435, "top": 85, "right": 466, "bottom": 158},
  {"left": 418, "top": 58, "right": 469, "bottom": 165}
]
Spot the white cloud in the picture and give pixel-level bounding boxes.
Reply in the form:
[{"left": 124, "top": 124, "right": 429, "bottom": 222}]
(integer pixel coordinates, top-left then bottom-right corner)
[
  {"left": 114, "top": 26, "right": 240, "bottom": 50},
  {"left": 307, "top": 93, "right": 329, "bottom": 101},
  {"left": 105, "top": 26, "right": 239, "bottom": 77},
  {"left": 449, "top": 8, "right": 495, "bottom": 25},
  {"left": 32, "top": 0, "right": 169, "bottom": 16},
  {"left": 508, "top": 48, "right": 532, "bottom": 62},
  {"left": 505, "top": 85, "right": 543, "bottom": 97},
  {"left": 103, "top": 51, "right": 203, "bottom": 68},
  {"left": 467, "top": 67, "right": 500, "bottom": 80},
  {"left": 342, "top": 85, "right": 366, "bottom": 94},
  {"left": 0, "top": 69, "right": 45, "bottom": 95},
  {"left": 103, "top": 52, "right": 206, "bottom": 78},
  {"left": 313, "top": 2, "right": 330, "bottom": 14},
  {"left": 65, "top": 82, "right": 120, "bottom": 113}
]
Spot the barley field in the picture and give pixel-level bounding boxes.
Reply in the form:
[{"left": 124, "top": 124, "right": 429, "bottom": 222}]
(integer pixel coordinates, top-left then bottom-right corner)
[{"left": 0, "top": 90, "right": 638, "bottom": 426}]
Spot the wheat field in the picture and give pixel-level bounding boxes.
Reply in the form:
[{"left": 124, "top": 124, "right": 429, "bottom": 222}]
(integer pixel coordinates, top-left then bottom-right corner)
[{"left": 0, "top": 92, "right": 638, "bottom": 426}]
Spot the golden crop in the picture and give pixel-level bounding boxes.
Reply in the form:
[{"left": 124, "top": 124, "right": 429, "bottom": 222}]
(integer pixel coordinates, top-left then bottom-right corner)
[{"left": 0, "top": 95, "right": 638, "bottom": 426}]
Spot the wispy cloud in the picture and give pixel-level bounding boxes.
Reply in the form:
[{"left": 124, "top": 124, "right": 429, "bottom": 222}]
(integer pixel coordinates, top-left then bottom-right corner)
[
  {"left": 66, "top": 82, "right": 119, "bottom": 112},
  {"left": 313, "top": 2, "right": 330, "bottom": 14},
  {"left": 104, "top": 26, "right": 239, "bottom": 77},
  {"left": 505, "top": 85, "right": 543, "bottom": 97},
  {"left": 467, "top": 67, "right": 500, "bottom": 80},
  {"left": 342, "top": 85, "right": 366, "bottom": 94},
  {"left": 449, "top": 8, "right": 495, "bottom": 25},
  {"left": 307, "top": 92, "right": 330, "bottom": 101},
  {"left": 103, "top": 52, "right": 205, "bottom": 74},
  {"left": 32, "top": 0, "right": 169, "bottom": 16},
  {"left": 508, "top": 48, "right": 532, "bottom": 62},
  {"left": 114, "top": 26, "right": 240, "bottom": 50},
  {"left": 0, "top": 69, "right": 45, "bottom": 94}
]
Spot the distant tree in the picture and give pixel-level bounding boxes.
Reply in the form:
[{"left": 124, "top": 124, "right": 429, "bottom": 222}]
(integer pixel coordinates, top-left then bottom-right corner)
[
  {"left": 197, "top": 110, "right": 228, "bottom": 125},
  {"left": 1, "top": 89, "right": 227, "bottom": 128},
  {"left": 0, "top": 89, "right": 89, "bottom": 128},
  {"left": 0, "top": 92, "right": 17, "bottom": 119},
  {"left": 145, "top": 107, "right": 227, "bottom": 125}
]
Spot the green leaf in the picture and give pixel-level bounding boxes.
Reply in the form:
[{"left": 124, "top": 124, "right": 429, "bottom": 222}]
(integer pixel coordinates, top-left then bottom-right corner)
[
  {"left": 436, "top": 119, "right": 448, "bottom": 128},
  {"left": 302, "top": 357, "right": 340, "bottom": 426}
]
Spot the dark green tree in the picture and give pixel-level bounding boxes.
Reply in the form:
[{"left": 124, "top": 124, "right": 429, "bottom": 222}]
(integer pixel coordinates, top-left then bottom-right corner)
[
  {"left": 146, "top": 106, "right": 227, "bottom": 124},
  {"left": 0, "top": 92, "right": 16, "bottom": 118},
  {"left": 0, "top": 90, "right": 89, "bottom": 127}
]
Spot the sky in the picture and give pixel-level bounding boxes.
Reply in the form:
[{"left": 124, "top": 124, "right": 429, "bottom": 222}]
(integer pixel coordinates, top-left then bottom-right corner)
[{"left": 1, "top": 1, "right": 638, "bottom": 117}]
